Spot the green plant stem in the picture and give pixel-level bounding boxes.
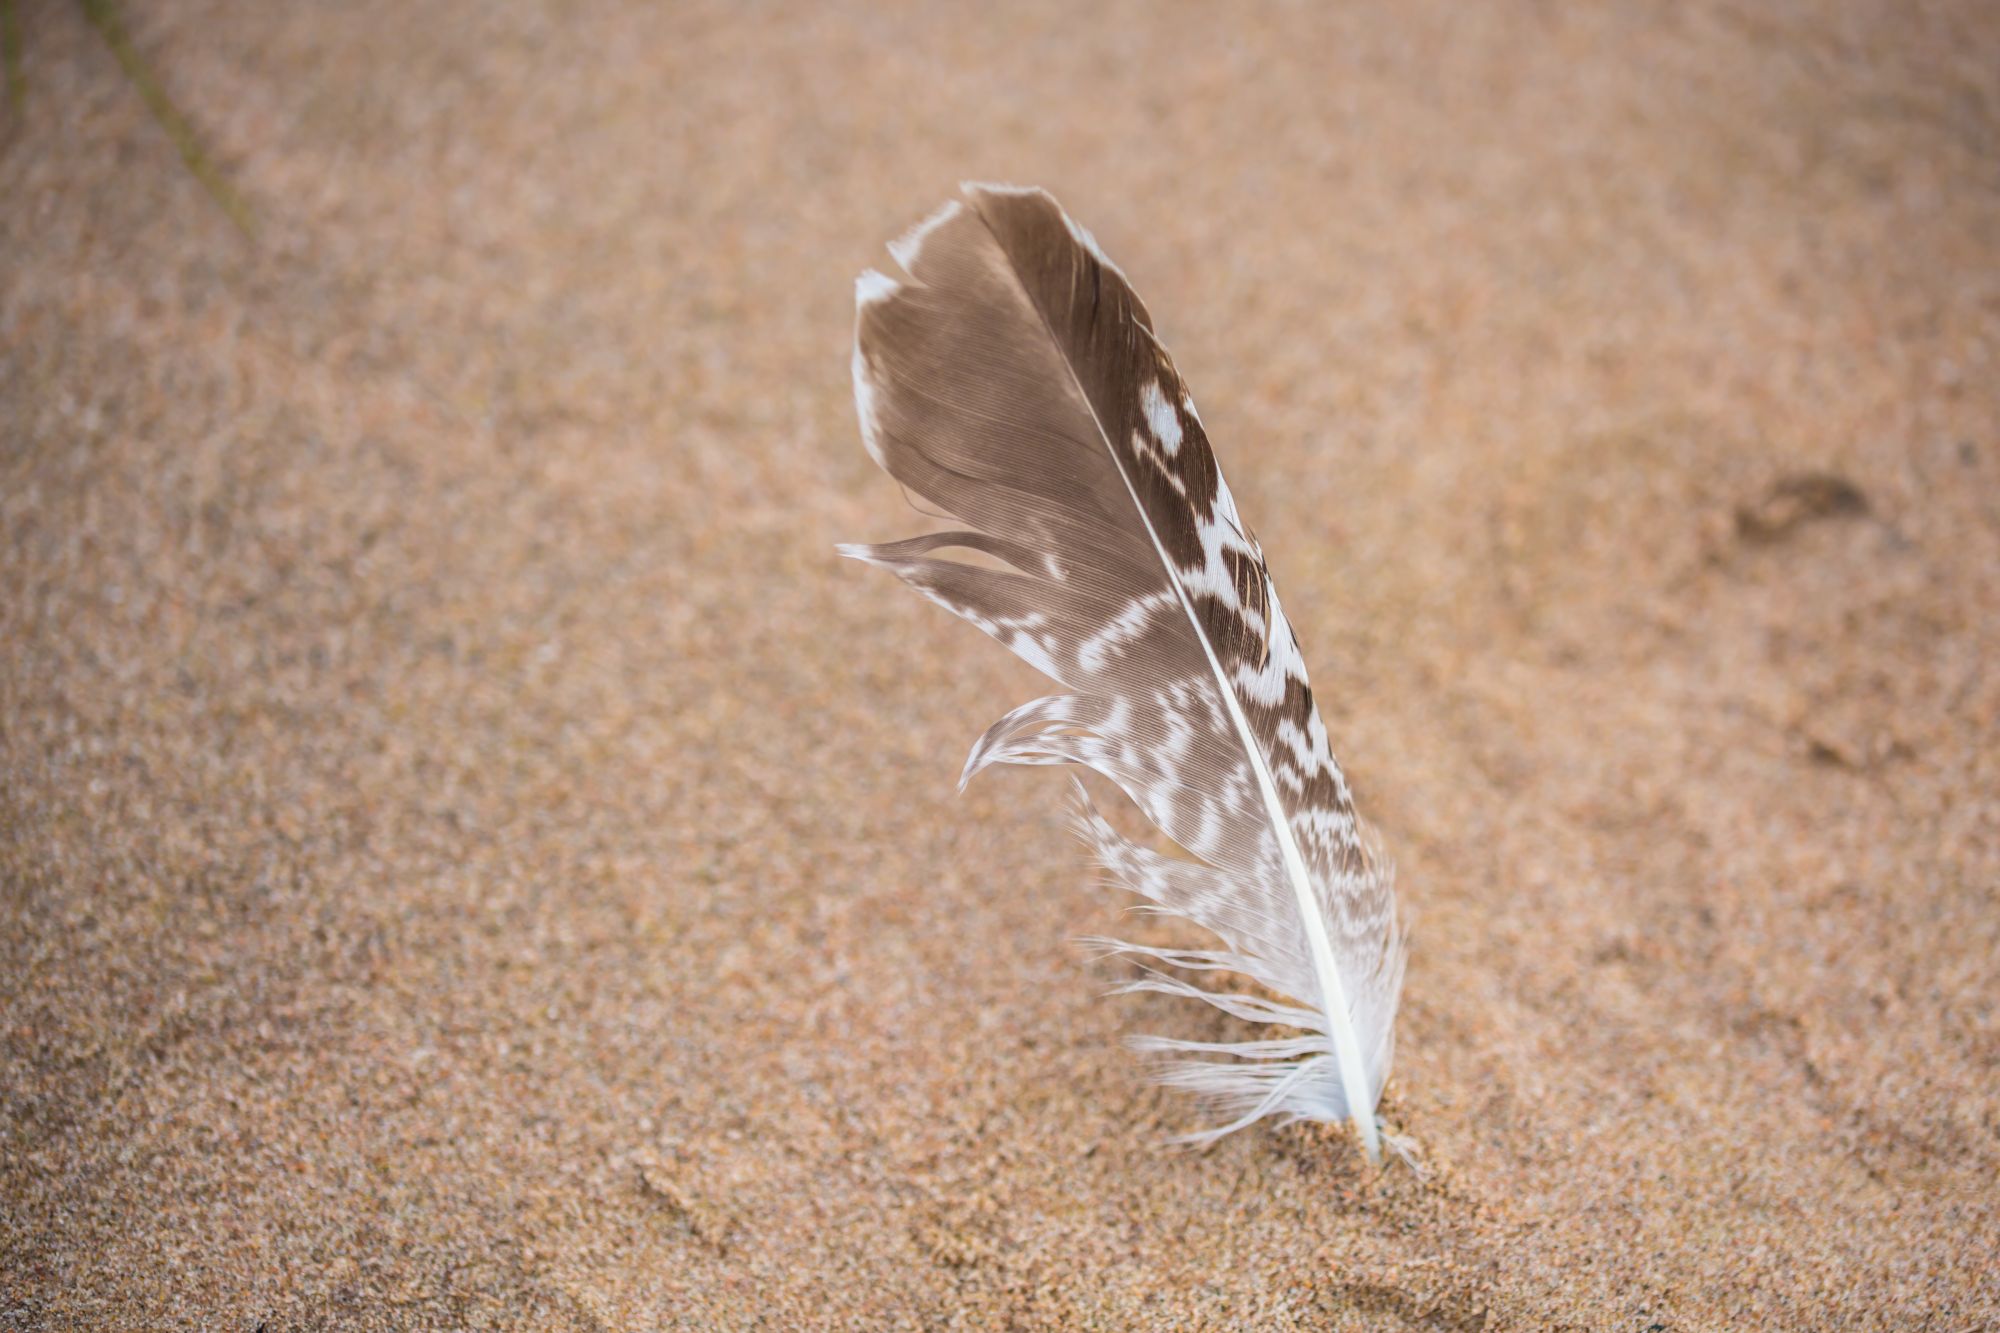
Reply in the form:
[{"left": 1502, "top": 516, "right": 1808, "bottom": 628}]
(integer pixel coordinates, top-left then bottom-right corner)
[{"left": 77, "top": 0, "right": 253, "bottom": 235}]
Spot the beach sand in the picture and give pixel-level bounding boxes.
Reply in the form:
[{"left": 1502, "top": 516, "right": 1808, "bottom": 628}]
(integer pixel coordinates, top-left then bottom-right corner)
[{"left": 4, "top": 1, "right": 1997, "bottom": 1327}]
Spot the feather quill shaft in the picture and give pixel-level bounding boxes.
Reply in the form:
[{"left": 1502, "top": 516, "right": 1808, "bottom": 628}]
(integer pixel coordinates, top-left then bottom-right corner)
[
  {"left": 841, "top": 184, "right": 1404, "bottom": 1162},
  {"left": 1100, "top": 424, "right": 1382, "bottom": 1164}
]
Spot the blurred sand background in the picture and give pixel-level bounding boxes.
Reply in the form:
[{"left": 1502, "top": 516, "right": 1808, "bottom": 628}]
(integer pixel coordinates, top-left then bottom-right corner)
[{"left": 4, "top": 1, "right": 1998, "bottom": 1328}]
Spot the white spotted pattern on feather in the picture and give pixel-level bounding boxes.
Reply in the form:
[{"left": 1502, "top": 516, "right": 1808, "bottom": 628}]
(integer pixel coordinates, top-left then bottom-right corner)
[{"left": 839, "top": 184, "right": 1405, "bottom": 1163}]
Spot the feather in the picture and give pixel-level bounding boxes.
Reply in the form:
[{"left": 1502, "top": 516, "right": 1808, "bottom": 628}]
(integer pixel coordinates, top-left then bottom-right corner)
[{"left": 839, "top": 184, "right": 1405, "bottom": 1163}]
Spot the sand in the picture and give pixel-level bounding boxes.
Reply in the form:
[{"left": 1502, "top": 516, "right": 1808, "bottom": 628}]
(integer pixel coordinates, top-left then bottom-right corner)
[{"left": 3, "top": 1, "right": 1997, "bottom": 1327}]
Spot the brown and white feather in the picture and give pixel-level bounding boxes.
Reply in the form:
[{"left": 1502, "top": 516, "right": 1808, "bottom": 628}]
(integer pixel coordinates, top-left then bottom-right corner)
[{"left": 840, "top": 184, "right": 1404, "bottom": 1161}]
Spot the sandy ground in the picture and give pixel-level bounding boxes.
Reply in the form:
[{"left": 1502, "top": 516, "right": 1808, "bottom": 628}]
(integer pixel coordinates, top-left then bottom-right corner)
[{"left": 3, "top": 1, "right": 1997, "bottom": 1328}]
